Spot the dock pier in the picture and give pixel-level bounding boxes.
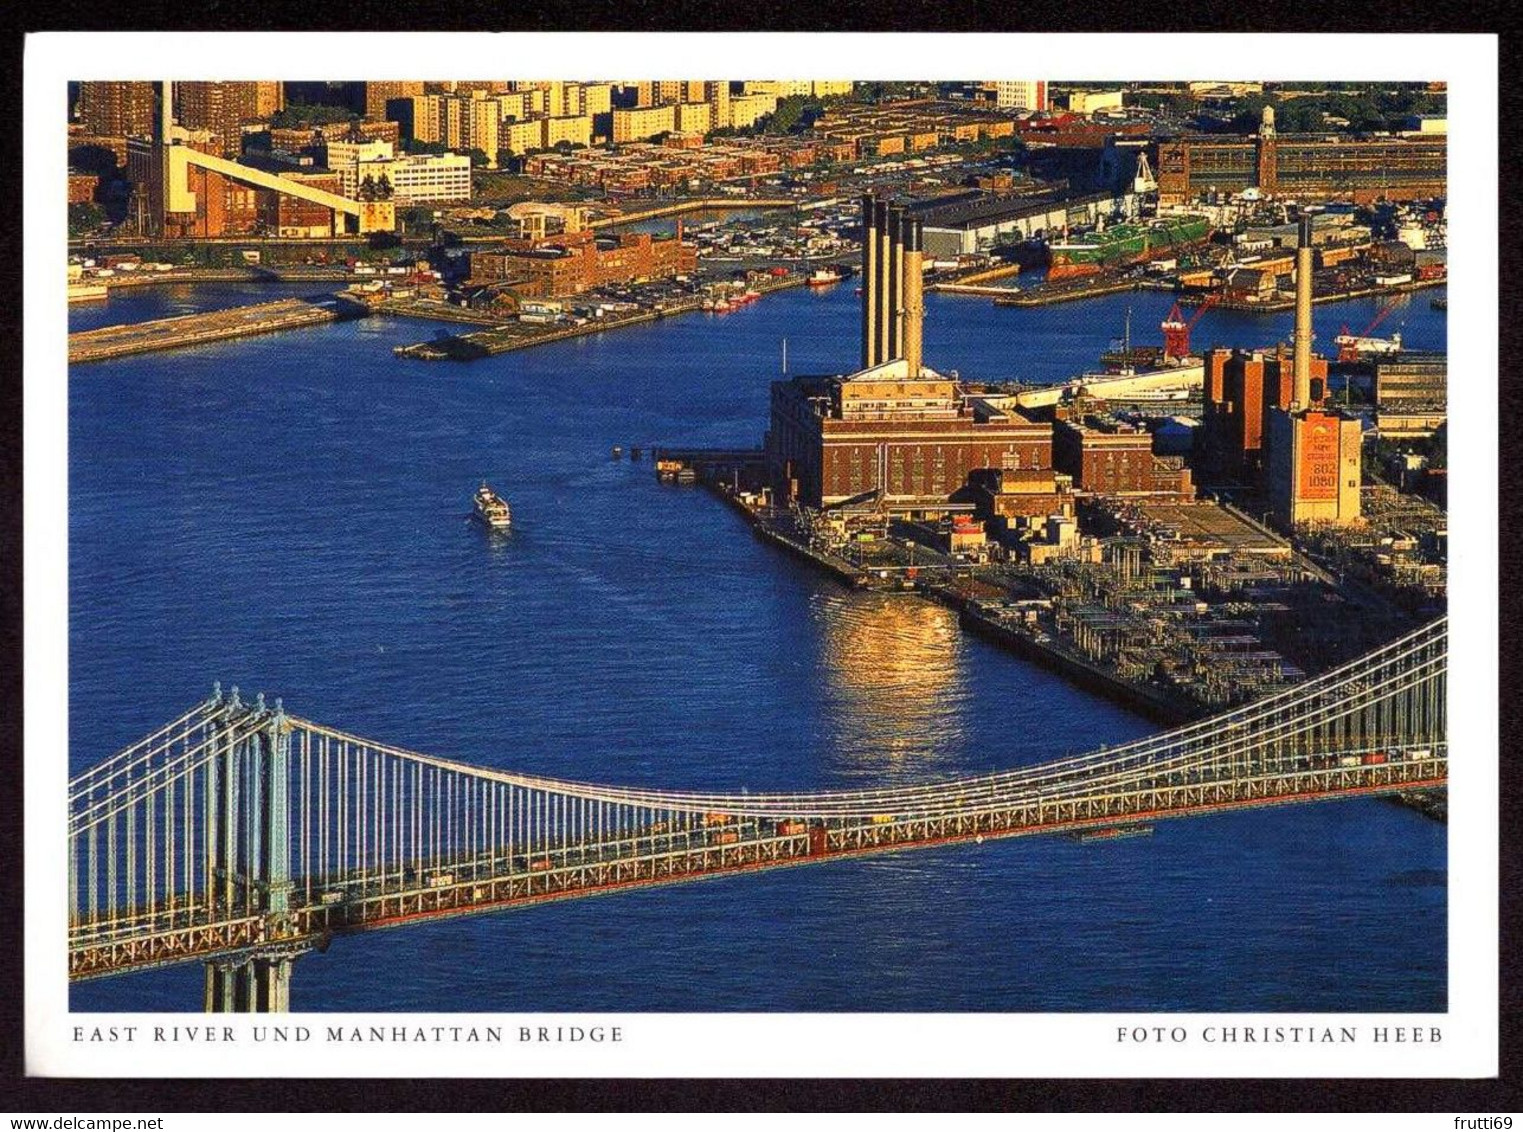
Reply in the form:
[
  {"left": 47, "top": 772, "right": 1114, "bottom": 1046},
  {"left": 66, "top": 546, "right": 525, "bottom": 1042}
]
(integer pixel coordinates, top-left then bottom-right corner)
[
  {"left": 69, "top": 294, "right": 370, "bottom": 364},
  {"left": 394, "top": 275, "right": 809, "bottom": 361}
]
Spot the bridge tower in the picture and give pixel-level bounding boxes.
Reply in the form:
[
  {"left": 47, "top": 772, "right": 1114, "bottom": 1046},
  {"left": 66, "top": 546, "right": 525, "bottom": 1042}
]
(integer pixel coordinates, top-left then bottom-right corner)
[{"left": 203, "top": 689, "right": 308, "bottom": 1013}]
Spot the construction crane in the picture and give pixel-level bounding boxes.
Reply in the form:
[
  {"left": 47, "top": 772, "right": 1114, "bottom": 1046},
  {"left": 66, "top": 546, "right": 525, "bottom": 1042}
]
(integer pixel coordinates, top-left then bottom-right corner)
[
  {"left": 1160, "top": 292, "right": 1219, "bottom": 362},
  {"left": 1334, "top": 300, "right": 1404, "bottom": 362}
]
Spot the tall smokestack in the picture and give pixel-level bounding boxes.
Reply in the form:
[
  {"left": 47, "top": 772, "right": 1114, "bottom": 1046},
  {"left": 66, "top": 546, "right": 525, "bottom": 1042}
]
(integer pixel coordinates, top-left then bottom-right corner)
[
  {"left": 861, "top": 194, "right": 878, "bottom": 370},
  {"left": 1293, "top": 213, "right": 1314, "bottom": 409},
  {"left": 159, "top": 79, "right": 173, "bottom": 144},
  {"left": 874, "top": 199, "right": 893, "bottom": 367},
  {"left": 887, "top": 205, "right": 905, "bottom": 362},
  {"left": 903, "top": 217, "right": 924, "bottom": 377}
]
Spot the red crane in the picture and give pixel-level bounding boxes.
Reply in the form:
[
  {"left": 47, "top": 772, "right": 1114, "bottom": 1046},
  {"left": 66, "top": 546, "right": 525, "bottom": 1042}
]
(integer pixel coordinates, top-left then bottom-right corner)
[
  {"left": 1160, "top": 293, "right": 1218, "bottom": 361},
  {"left": 1336, "top": 301, "right": 1401, "bottom": 362}
]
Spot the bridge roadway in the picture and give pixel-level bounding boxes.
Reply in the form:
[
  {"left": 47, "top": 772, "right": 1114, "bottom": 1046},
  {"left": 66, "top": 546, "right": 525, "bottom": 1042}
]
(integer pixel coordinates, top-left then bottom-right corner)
[
  {"left": 66, "top": 617, "right": 1448, "bottom": 999},
  {"left": 68, "top": 739, "right": 1445, "bottom": 983}
]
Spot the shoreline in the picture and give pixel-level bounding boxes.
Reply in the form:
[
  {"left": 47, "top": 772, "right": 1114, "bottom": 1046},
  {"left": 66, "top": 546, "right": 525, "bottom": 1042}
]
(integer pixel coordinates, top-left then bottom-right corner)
[
  {"left": 394, "top": 273, "right": 810, "bottom": 361},
  {"left": 692, "top": 479, "right": 1444, "bottom": 819}
]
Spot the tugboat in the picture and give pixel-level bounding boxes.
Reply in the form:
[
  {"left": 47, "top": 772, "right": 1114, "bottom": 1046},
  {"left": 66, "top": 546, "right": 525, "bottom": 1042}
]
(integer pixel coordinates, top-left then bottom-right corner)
[{"left": 471, "top": 482, "right": 511, "bottom": 531}]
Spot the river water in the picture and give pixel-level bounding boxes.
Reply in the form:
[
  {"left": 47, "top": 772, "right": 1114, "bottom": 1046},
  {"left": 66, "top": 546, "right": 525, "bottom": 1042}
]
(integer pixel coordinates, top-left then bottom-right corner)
[{"left": 67, "top": 279, "right": 1446, "bottom": 1012}]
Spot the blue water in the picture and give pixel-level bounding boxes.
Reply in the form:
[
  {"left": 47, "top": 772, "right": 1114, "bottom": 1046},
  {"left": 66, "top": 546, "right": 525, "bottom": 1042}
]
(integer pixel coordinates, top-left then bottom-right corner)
[{"left": 67, "top": 282, "right": 1446, "bottom": 1012}]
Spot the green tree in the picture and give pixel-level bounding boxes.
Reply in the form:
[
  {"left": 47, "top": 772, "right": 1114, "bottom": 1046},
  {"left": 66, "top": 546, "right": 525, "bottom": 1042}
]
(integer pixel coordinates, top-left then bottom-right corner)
[
  {"left": 270, "top": 104, "right": 354, "bottom": 129},
  {"left": 400, "top": 206, "right": 435, "bottom": 231},
  {"left": 758, "top": 95, "right": 826, "bottom": 136},
  {"left": 68, "top": 201, "right": 105, "bottom": 236},
  {"left": 468, "top": 148, "right": 490, "bottom": 167}
]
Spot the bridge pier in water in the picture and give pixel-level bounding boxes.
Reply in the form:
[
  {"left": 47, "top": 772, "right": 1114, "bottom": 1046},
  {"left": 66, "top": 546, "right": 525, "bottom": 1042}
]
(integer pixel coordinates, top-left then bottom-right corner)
[{"left": 203, "top": 949, "right": 301, "bottom": 1013}]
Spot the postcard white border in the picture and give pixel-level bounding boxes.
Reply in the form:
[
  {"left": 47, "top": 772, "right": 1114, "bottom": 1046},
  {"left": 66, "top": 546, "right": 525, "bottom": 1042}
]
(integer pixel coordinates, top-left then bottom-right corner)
[{"left": 24, "top": 31, "right": 1499, "bottom": 1078}]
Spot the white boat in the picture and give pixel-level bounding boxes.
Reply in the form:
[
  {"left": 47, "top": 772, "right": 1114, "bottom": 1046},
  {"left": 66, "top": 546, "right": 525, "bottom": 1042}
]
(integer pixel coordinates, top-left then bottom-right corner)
[
  {"left": 1334, "top": 331, "right": 1404, "bottom": 358},
  {"left": 471, "top": 483, "right": 511, "bottom": 530}
]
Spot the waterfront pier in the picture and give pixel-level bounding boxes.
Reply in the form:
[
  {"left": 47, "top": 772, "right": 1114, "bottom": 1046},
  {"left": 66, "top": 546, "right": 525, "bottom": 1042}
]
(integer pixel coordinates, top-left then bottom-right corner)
[{"left": 68, "top": 294, "right": 370, "bottom": 364}]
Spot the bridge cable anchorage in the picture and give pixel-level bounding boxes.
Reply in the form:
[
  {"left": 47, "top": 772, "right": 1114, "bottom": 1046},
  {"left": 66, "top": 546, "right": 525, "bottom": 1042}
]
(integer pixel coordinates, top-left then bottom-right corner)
[{"left": 66, "top": 621, "right": 1446, "bottom": 1004}]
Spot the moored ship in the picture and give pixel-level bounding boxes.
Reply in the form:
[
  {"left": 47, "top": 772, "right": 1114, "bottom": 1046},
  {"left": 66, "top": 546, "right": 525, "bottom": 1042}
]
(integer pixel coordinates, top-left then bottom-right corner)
[
  {"left": 1047, "top": 215, "right": 1212, "bottom": 280},
  {"left": 471, "top": 483, "right": 512, "bottom": 530},
  {"left": 1333, "top": 330, "right": 1404, "bottom": 360}
]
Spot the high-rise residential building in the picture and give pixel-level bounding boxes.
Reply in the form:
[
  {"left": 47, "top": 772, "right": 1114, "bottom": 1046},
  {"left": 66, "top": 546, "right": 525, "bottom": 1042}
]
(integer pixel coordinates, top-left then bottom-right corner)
[
  {"left": 176, "top": 81, "right": 283, "bottom": 158},
  {"left": 728, "top": 92, "right": 778, "bottom": 131},
  {"left": 705, "top": 81, "right": 731, "bottom": 130},
  {"left": 738, "top": 80, "right": 849, "bottom": 99},
  {"left": 469, "top": 98, "right": 503, "bottom": 164},
  {"left": 811, "top": 80, "right": 854, "bottom": 98},
  {"left": 991, "top": 81, "right": 1048, "bottom": 112},
  {"left": 494, "top": 90, "right": 531, "bottom": 121},
  {"left": 673, "top": 102, "right": 711, "bottom": 135},
  {"left": 76, "top": 81, "right": 157, "bottom": 138},
  {"left": 365, "top": 81, "right": 425, "bottom": 122},
  {"left": 544, "top": 115, "right": 592, "bottom": 149},
  {"left": 503, "top": 118, "right": 547, "bottom": 156},
  {"left": 253, "top": 81, "right": 283, "bottom": 118},
  {"left": 612, "top": 104, "right": 677, "bottom": 143},
  {"left": 655, "top": 80, "right": 706, "bottom": 105},
  {"left": 392, "top": 94, "right": 444, "bottom": 144},
  {"left": 442, "top": 96, "right": 469, "bottom": 151},
  {"left": 452, "top": 81, "right": 511, "bottom": 94},
  {"left": 582, "top": 83, "right": 613, "bottom": 116}
]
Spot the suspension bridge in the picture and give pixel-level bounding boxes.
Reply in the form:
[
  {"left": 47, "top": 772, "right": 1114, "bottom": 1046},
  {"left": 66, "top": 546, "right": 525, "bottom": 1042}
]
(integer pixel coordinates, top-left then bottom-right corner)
[{"left": 68, "top": 617, "right": 1447, "bottom": 1012}]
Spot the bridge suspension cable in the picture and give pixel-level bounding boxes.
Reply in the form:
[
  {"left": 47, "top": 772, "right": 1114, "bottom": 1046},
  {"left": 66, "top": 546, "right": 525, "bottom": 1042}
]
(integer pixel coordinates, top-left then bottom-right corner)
[{"left": 65, "top": 617, "right": 1448, "bottom": 992}]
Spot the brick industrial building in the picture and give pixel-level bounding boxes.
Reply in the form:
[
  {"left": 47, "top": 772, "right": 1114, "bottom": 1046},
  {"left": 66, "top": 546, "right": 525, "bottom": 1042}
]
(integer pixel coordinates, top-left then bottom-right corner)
[
  {"left": 469, "top": 230, "right": 696, "bottom": 297},
  {"left": 766, "top": 196, "right": 1053, "bottom": 510},
  {"left": 1203, "top": 216, "right": 1362, "bottom": 526},
  {"left": 1157, "top": 107, "right": 1445, "bottom": 205},
  {"left": 1053, "top": 416, "right": 1195, "bottom": 498},
  {"left": 1201, "top": 346, "right": 1328, "bottom": 484},
  {"left": 768, "top": 369, "right": 1054, "bottom": 508}
]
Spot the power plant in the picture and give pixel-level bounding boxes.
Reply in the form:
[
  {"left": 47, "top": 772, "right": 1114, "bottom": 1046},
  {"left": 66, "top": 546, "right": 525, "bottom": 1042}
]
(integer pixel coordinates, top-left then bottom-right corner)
[
  {"left": 764, "top": 193, "right": 1051, "bottom": 509},
  {"left": 859, "top": 194, "right": 925, "bottom": 376},
  {"left": 1266, "top": 213, "right": 1363, "bottom": 527}
]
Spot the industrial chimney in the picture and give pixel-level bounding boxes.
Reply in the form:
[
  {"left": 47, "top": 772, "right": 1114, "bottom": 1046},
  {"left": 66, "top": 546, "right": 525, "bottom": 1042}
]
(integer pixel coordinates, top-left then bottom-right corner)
[
  {"left": 874, "top": 198, "right": 894, "bottom": 366},
  {"left": 158, "top": 79, "right": 174, "bottom": 144},
  {"left": 902, "top": 216, "right": 924, "bottom": 378},
  {"left": 1293, "top": 213, "right": 1314, "bottom": 408},
  {"left": 886, "top": 205, "right": 905, "bottom": 362},
  {"left": 861, "top": 194, "right": 878, "bottom": 370}
]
